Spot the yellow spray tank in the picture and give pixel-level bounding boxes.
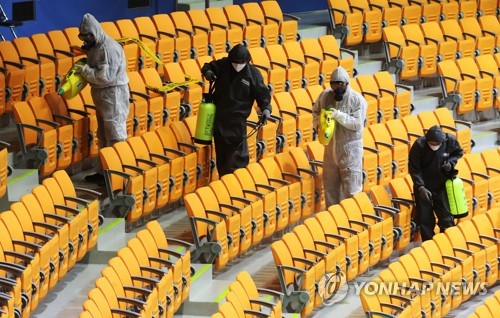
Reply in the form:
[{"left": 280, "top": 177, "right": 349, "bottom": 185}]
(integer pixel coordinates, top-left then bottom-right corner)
[
  {"left": 58, "top": 58, "right": 88, "bottom": 100},
  {"left": 318, "top": 107, "right": 335, "bottom": 145}
]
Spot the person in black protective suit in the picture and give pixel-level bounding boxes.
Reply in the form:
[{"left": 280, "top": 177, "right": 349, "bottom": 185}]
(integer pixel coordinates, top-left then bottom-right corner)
[
  {"left": 408, "top": 125, "right": 464, "bottom": 241},
  {"left": 201, "top": 44, "right": 271, "bottom": 177}
]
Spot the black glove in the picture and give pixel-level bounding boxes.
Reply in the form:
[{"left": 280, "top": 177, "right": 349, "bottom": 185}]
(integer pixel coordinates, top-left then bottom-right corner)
[
  {"left": 441, "top": 162, "right": 452, "bottom": 172},
  {"left": 204, "top": 70, "right": 216, "bottom": 81},
  {"left": 418, "top": 186, "right": 432, "bottom": 203}
]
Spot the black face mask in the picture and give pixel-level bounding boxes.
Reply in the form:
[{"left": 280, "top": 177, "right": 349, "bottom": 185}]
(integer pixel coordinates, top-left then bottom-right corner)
[
  {"left": 334, "top": 87, "right": 346, "bottom": 101},
  {"left": 81, "top": 41, "right": 96, "bottom": 50}
]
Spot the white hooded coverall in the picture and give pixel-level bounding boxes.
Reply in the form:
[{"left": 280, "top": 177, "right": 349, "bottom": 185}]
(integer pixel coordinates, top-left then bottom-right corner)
[
  {"left": 313, "top": 66, "right": 367, "bottom": 207},
  {"left": 78, "top": 13, "right": 129, "bottom": 148}
]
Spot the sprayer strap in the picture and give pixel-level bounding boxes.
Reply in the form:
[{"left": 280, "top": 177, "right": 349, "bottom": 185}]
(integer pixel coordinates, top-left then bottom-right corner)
[
  {"left": 145, "top": 75, "right": 201, "bottom": 94},
  {"left": 116, "top": 37, "right": 164, "bottom": 65}
]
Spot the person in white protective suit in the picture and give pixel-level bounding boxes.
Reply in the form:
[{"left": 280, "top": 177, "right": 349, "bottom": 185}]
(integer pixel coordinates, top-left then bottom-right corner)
[
  {"left": 75, "top": 13, "right": 130, "bottom": 184},
  {"left": 312, "top": 66, "right": 367, "bottom": 207}
]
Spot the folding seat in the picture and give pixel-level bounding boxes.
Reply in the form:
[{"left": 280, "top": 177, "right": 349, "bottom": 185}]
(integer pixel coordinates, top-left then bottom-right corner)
[
  {"left": 444, "top": 226, "right": 489, "bottom": 287},
  {"left": 194, "top": 186, "right": 242, "bottom": 260},
  {"left": 339, "top": 197, "right": 384, "bottom": 267},
  {"left": 27, "top": 97, "right": 75, "bottom": 168},
  {"left": 405, "top": 0, "right": 441, "bottom": 23},
  {"left": 249, "top": 46, "right": 286, "bottom": 94},
  {"left": 457, "top": 219, "right": 498, "bottom": 287},
  {"left": 10, "top": 202, "right": 65, "bottom": 300},
  {"left": 363, "top": 130, "right": 392, "bottom": 186},
  {"left": 133, "top": 16, "right": 176, "bottom": 70},
  {"left": 151, "top": 13, "right": 190, "bottom": 62},
  {"left": 459, "top": 17, "right": 496, "bottom": 57},
  {"left": 220, "top": 173, "right": 265, "bottom": 246},
  {"left": 369, "top": 0, "right": 404, "bottom": 27},
  {"left": 115, "top": 19, "right": 158, "bottom": 71},
  {"left": 265, "top": 44, "right": 303, "bottom": 91},
  {"left": 350, "top": 0, "right": 385, "bottom": 43},
  {"left": 433, "top": 107, "right": 472, "bottom": 154},
  {"left": 273, "top": 91, "right": 313, "bottom": 148},
  {"left": 107, "top": 255, "right": 172, "bottom": 318},
  {"left": 0, "top": 211, "right": 56, "bottom": 301},
  {"left": 12, "top": 101, "right": 57, "bottom": 176},
  {"left": 259, "top": 156, "right": 302, "bottom": 225},
  {"left": 170, "top": 118, "right": 211, "bottom": 189},
  {"left": 259, "top": 0, "right": 299, "bottom": 44},
  {"left": 162, "top": 62, "right": 203, "bottom": 117},
  {"left": 360, "top": 128, "right": 380, "bottom": 192},
  {"left": 304, "top": 141, "right": 325, "bottom": 212},
  {"left": 186, "top": 9, "right": 228, "bottom": 56},
  {"left": 241, "top": 2, "right": 279, "bottom": 47},
  {"left": 438, "top": 0, "right": 459, "bottom": 20},
  {"left": 270, "top": 239, "right": 315, "bottom": 316},
  {"left": 224, "top": 288, "right": 274, "bottom": 318},
  {"left": 373, "top": 70, "right": 412, "bottom": 119},
  {"left": 179, "top": 58, "right": 206, "bottom": 93},
  {"left": 457, "top": 57, "right": 495, "bottom": 115},
  {"left": 0, "top": 141, "right": 9, "bottom": 198},
  {"left": 456, "top": 158, "right": 489, "bottom": 216},
  {"left": 420, "top": 21, "right": 458, "bottom": 63},
  {"left": 382, "top": 26, "right": 420, "bottom": 80},
  {"left": 458, "top": 0, "right": 478, "bottom": 19},
  {"left": 282, "top": 41, "right": 320, "bottom": 88},
  {"left": 360, "top": 276, "right": 413, "bottom": 318},
  {"left": 318, "top": 35, "right": 356, "bottom": 78},
  {"left": 205, "top": 7, "right": 244, "bottom": 52},
  {"left": 387, "top": 178, "right": 415, "bottom": 249},
  {"left": 475, "top": 54, "right": 500, "bottom": 109},
  {"left": 0, "top": 42, "right": 32, "bottom": 102},
  {"left": 47, "top": 29, "right": 85, "bottom": 62},
  {"left": 99, "top": 146, "right": 144, "bottom": 223},
  {"left": 127, "top": 71, "right": 158, "bottom": 134},
  {"left": 402, "top": 114, "right": 425, "bottom": 145},
  {"left": 315, "top": 209, "right": 359, "bottom": 281},
  {"left": 0, "top": 67, "right": 6, "bottom": 116},
  {"left": 356, "top": 74, "right": 393, "bottom": 123},
  {"left": 12, "top": 37, "right": 56, "bottom": 96},
  {"left": 326, "top": 0, "right": 363, "bottom": 46},
  {"left": 439, "top": 19, "right": 476, "bottom": 59},
  {"left": 369, "top": 123, "right": 408, "bottom": 178},
  {"left": 398, "top": 254, "right": 445, "bottom": 318},
  {"left": 139, "top": 67, "right": 185, "bottom": 124},
  {"left": 208, "top": 180, "right": 253, "bottom": 255},
  {"left": 153, "top": 125, "right": 195, "bottom": 202},
  {"left": 170, "top": 11, "right": 209, "bottom": 59},
  {"left": 401, "top": 23, "right": 438, "bottom": 78},
  {"left": 471, "top": 213, "right": 500, "bottom": 262},
  {"left": 223, "top": 4, "right": 263, "bottom": 49},
  {"left": 481, "top": 148, "right": 500, "bottom": 178},
  {"left": 437, "top": 60, "right": 476, "bottom": 115},
  {"left": 479, "top": 15, "right": 500, "bottom": 49},
  {"left": 384, "top": 118, "right": 411, "bottom": 156},
  {"left": 113, "top": 140, "right": 157, "bottom": 219},
  {"left": 467, "top": 149, "right": 500, "bottom": 209},
  {"left": 184, "top": 192, "right": 229, "bottom": 270}
]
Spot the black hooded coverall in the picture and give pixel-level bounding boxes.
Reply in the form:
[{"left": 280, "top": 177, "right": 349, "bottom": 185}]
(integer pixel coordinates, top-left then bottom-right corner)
[
  {"left": 408, "top": 132, "right": 464, "bottom": 241},
  {"left": 201, "top": 45, "right": 271, "bottom": 177}
]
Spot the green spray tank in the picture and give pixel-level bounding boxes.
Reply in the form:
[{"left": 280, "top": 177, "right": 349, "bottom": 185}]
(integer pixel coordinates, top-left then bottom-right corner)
[
  {"left": 318, "top": 106, "right": 335, "bottom": 145},
  {"left": 58, "top": 58, "right": 88, "bottom": 100},
  {"left": 193, "top": 80, "right": 216, "bottom": 145}
]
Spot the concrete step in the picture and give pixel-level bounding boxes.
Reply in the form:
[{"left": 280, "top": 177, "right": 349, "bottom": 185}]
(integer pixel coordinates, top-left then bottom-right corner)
[
  {"left": 411, "top": 86, "right": 441, "bottom": 115},
  {"left": 470, "top": 120, "right": 500, "bottom": 153}
]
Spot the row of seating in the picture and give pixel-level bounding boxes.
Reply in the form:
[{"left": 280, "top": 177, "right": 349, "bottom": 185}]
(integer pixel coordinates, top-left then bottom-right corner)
[
  {"left": 383, "top": 15, "right": 500, "bottom": 81},
  {"left": 468, "top": 289, "right": 500, "bottom": 318},
  {"left": 79, "top": 220, "right": 191, "bottom": 318},
  {"left": 270, "top": 189, "right": 400, "bottom": 316},
  {"left": 0, "top": 141, "right": 10, "bottom": 198},
  {"left": 329, "top": 0, "right": 491, "bottom": 46},
  {"left": 361, "top": 208, "right": 499, "bottom": 318},
  {"left": 211, "top": 271, "right": 283, "bottom": 318},
  {"left": 438, "top": 54, "right": 500, "bottom": 118},
  {"left": 0, "top": 170, "right": 100, "bottom": 318},
  {"left": 0, "top": 1, "right": 297, "bottom": 117}
]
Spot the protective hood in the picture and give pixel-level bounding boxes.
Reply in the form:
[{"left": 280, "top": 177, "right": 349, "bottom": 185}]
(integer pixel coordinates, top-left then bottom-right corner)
[
  {"left": 79, "top": 13, "right": 106, "bottom": 45},
  {"left": 425, "top": 125, "right": 446, "bottom": 142},
  {"left": 228, "top": 44, "right": 251, "bottom": 63},
  {"left": 331, "top": 66, "right": 350, "bottom": 84}
]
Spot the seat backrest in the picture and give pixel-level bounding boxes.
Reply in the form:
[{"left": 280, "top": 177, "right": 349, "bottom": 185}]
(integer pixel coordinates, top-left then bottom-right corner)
[
  {"left": 63, "top": 27, "right": 81, "bottom": 47},
  {"left": 270, "top": 240, "right": 295, "bottom": 285},
  {"left": 0, "top": 41, "right": 21, "bottom": 63},
  {"left": 260, "top": 0, "right": 284, "bottom": 23},
  {"left": 223, "top": 5, "right": 248, "bottom": 28},
  {"left": 456, "top": 57, "right": 480, "bottom": 77},
  {"left": 133, "top": 16, "right": 158, "bottom": 40},
  {"left": 100, "top": 21, "right": 123, "bottom": 38},
  {"left": 13, "top": 101, "right": 38, "bottom": 144},
  {"left": 241, "top": 2, "right": 266, "bottom": 24},
  {"left": 417, "top": 111, "right": 440, "bottom": 131},
  {"left": 115, "top": 19, "right": 140, "bottom": 39},
  {"left": 205, "top": 7, "right": 230, "bottom": 28},
  {"left": 459, "top": 17, "right": 482, "bottom": 37},
  {"left": 265, "top": 44, "right": 288, "bottom": 65},
  {"left": 186, "top": 9, "right": 211, "bottom": 32},
  {"left": 475, "top": 54, "right": 499, "bottom": 76},
  {"left": 420, "top": 21, "right": 445, "bottom": 42},
  {"left": 47, "top": 30, "right": 72, "bottom": 52},
  {"left": 12, "top": 37, "right": 38, "bottom": 59},
  {"left": 402, "top": 23, "right": 425, "bottom": 44},
  {"left": 170, "top": 11, "right": 195, "bottom": 35},
  {"left": 318, "top": 35, "right": 341, "bottom": 58},
  {"left": 356, "top": 74, "right": 380, "bottom": 96},
  {"left": 440, "top": 19, "right": 464, "bottom": 40},
  {"left": 151, "top": 14, "right": 177, "bottom": 37},
  {"left": 282, "top": 40, "right": 305, "bottom": 63}
]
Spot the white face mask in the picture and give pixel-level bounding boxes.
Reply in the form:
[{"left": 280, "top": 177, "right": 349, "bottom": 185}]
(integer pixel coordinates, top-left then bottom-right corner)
[
  {"left": 232, "top": 63, "right": 246, "bottom": 72},
  {"left": 428, "top": 143, "right": 442, "bottom": 151}
]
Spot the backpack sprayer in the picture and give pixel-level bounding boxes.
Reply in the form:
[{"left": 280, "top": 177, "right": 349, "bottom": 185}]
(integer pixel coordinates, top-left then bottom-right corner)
[{"left": 443, "top": 152, "right": 468, "bottom": 218}]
